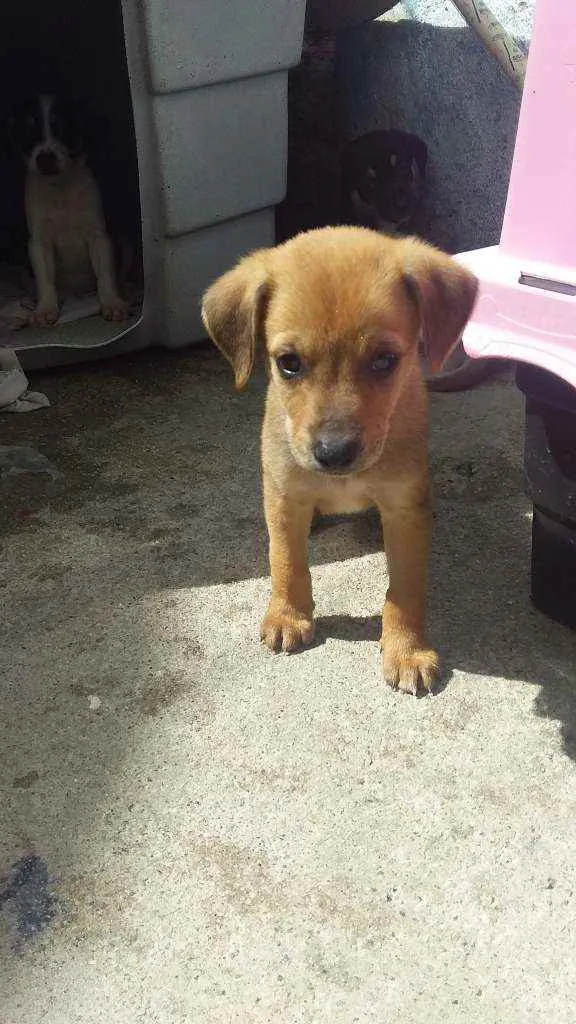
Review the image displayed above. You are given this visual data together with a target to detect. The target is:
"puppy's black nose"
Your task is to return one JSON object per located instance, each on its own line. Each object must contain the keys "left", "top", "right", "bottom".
{"left": 36, "top": 150, "right": 59, "bottom": 175}
{"left": 313, "top": 435, "right": 360, "bottom": 471}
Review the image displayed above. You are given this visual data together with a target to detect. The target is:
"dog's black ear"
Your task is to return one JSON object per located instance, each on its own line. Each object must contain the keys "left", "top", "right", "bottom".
{"left": 201, "top": 253, "right": 270, "bottom": 389}
{"left": 403, "top": 240, "right": 478, "bottom": 374}
{"left": 407, "top": 135, "right": 428, "bottom": 177}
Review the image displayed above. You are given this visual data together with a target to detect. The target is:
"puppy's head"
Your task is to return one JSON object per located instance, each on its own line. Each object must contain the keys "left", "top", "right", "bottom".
{"left": 202, "top": 227, "right": 477, "bottom": 476}
{"left": 342, "top": 130, "right": 428, "bottom": 231}
{"left": 12, "top": 94, "right": 82, "bottom": 176}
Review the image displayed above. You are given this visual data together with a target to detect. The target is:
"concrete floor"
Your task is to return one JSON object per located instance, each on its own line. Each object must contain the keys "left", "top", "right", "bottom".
{"left": 2, "top": 347, "right": 576, "bottom": 1022}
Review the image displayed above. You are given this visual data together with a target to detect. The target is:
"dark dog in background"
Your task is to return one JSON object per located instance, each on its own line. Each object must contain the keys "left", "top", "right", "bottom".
{"left": 341, "top": 129, "right": 428, "bottom": 234}
{"left": 11, "top": 92, "right": 128, "bottom": 326}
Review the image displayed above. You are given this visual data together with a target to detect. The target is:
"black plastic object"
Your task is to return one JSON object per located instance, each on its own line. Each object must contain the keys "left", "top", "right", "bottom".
{"left": 516, "top": 364, "right": 576, "bottom": 629}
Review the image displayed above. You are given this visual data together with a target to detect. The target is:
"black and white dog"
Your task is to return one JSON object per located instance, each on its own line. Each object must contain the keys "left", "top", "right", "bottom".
{"left": 12, "top": 93, "right": 128, "bottom": 326}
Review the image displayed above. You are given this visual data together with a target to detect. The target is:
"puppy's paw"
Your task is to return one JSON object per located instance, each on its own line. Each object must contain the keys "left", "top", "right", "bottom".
{"left": 381, "top": 642, "right": 439, "bottom": 696}
{"left": 29, "top": 305, "right": 59, "bottom": 327}
{"left": 101, "top": 297, "right": 130, "bottom": 322}
{"left": 260, "top": 606, "right": 315, "bottom": 653}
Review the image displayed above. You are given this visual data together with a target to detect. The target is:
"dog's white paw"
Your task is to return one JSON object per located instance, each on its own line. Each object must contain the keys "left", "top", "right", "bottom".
{"left": 381, "top": 642, "right": 439, "bottom": 696}
{"left": 29, "top": 305, "right": 59, "bottom": 327}
{"left": 101, "top": 297, "right": 130, "bottom": 322}
{"left": 260, "top": 606, "right": 315, "bottom": 653}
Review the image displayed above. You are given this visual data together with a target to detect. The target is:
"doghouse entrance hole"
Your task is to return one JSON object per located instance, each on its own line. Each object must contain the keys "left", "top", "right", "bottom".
{"left": 0, "top": 0, "right": 143, "bottom": 351}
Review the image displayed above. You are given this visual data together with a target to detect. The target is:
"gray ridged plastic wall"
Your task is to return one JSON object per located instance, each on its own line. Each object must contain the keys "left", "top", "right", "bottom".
{"left": 123, "top": 0, "right": 305, "bottom": 350}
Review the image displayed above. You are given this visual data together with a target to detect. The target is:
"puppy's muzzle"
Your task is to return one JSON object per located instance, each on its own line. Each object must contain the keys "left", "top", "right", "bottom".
{"left": 312, "top": 431, "right": 362, "bottom": 473}
{"left": 35, "top": 149, "right": 60, "bottom": 176}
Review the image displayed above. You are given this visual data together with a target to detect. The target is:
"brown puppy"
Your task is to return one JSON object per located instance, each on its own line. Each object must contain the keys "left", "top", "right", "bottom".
{"left": 202, "top": 227, "right": 477, "bottom": 694}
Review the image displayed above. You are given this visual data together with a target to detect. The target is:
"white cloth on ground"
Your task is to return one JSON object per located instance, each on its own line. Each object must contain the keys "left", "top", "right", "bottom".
{"left": 0, "top": 347, "right": 49, "bottom": 413}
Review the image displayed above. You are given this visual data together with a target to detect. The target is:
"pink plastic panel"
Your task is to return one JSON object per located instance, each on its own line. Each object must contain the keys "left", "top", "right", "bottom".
{"left": 457, "top": 0, "right": 576, "bottom": 385}
{"left": 501, "top": 0, "right": 576, "bottom": 266}
{"left": 457, "top": 248, "right": 576, "bottom": 389}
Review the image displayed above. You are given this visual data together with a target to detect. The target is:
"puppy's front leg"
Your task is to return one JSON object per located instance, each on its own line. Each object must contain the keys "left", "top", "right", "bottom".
{"left": 378, "top": 488, "right": 439, "bottom": 695}
{"left": 28, "top": 237, "right": 58, "bottom": 326}
{"left": 260, "top": 478, "right": 315, "bottom": 653}
{"left": 88, "top": 231, "right": 129, "bottom": 322}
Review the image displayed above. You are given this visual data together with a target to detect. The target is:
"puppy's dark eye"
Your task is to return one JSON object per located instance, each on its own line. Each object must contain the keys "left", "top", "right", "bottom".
{"left": 276, "top": 352, "right": 303, "bottom": 379}
{"left": 371, "top": 352, "right": 399, "bottom": 377}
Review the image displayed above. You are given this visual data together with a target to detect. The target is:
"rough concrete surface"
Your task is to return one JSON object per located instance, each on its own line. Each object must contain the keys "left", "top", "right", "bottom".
{"left": 1, "top": 347, "right": 576, "bottom": 1023}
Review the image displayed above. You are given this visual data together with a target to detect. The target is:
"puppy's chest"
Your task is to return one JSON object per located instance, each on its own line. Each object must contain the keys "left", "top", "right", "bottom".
{"left": 27, "top": 172, "right": 102, "bottom": 248}
{"left": 314, "top": 477, "right": 374, "bottom": 516}
{"left": 27, "top": 172, "right": 105, "bottom": 289}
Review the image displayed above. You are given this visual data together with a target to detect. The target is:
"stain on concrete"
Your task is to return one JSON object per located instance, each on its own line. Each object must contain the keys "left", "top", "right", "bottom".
{"left": 193, "top": 837, "right": 397, "bottom": 966}
{"left": 0, "top": 447, "right": 61, "bottom": 480}
{"left": 176, "top": 638, "right": 205, "bottom": 659}
{"left": 138, "top": 679, "right": 191, "bottom": 717}
{"left": 240, "top": 765, "right": 310, "bottom": 795}
{"left": 169, "top": 501, "right": 200, "bottom": 518}
{"left": 12, "top": 771, "right": 40, "bottom": 790}
{"left": 149, "top": 537, "right": 190, "bottom": 561}
{"left": 146, "top": 525, "right": 176, "bottom": 542}
{"left": 69, "top": 663, "right": 209, "bottom": 721}
{"left": 193, "top": 838, "right": 277, "bottom": 914}
{"left": 432, "top": 450, "right": 523, "bottom": 503}
{"left": 32, "top": 565, "right": 69, "bottom": 584}
{"left": 0, "top": 855, "right": 59, "bottom": 947}
{"left": 137, "top": 671, "right": 209, "bottom": 719}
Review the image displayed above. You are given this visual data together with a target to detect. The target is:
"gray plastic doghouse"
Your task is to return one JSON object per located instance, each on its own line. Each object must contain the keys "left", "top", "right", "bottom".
{"left": 10, "top": 0, "right": 306, "bottom": 361}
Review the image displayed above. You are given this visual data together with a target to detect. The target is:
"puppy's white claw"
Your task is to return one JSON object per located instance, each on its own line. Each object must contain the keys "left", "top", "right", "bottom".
{"left": 29, "top": 306, "right": 59, "bottom": 327}
{"left": 382, "top": 645, "right": 440, "bottom": 696}
{"left": 260, "top": 611, "right": 314, "bottom": 654}
{"left": 101, "top": 298, "right": 130, "bottom": 322}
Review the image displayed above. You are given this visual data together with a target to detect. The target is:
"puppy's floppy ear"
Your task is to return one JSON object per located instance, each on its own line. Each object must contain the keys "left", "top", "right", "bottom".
{"left": 201, "top": 253, "right": 270, "bottom": 390}
{"left": 403, "top": 239, "right": 478, "bottom": 374}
